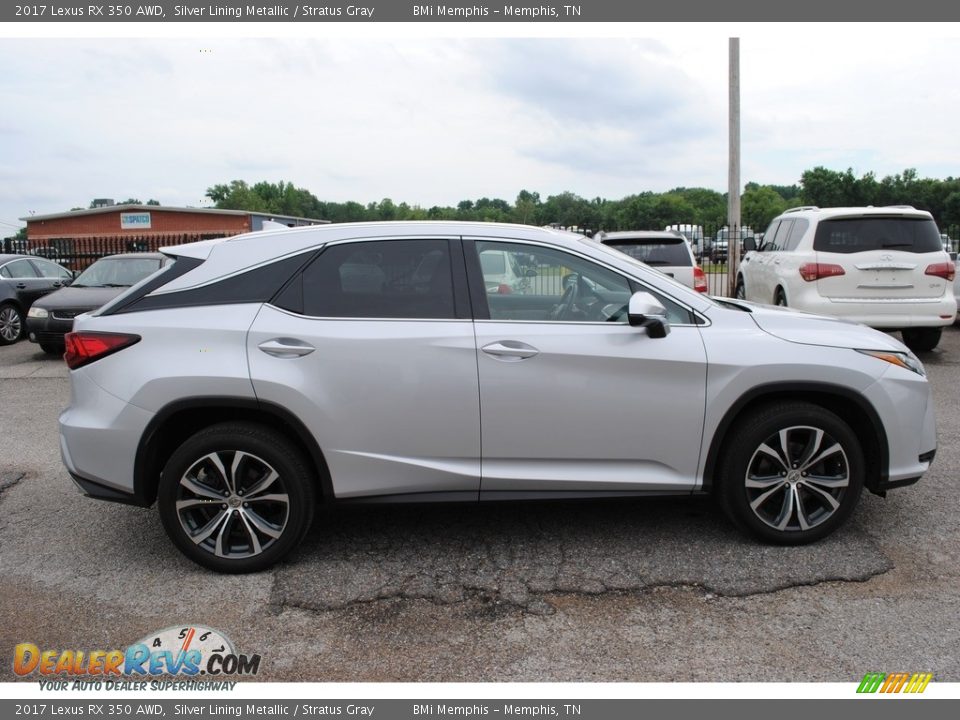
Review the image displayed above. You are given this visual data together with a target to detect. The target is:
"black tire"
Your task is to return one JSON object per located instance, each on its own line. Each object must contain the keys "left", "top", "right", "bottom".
{"left": 716, "top": 402, "right": 864, "bottom": 545}
{"left": 901, "top": 327, "right": 942, "bottom": 352}
{"left": 774, "top": 288, "right": 788, "bottom": 307}
{"left": 735, "top": 277, "right": 746, "bottom": 300}
{"left": 40, "top": 342, "right": 64, "bottom": 355}
{"left": 0, "top": 303, "right": 24, "bottom": 346}
{"left": 157, "top": 422, "right": 315, "bottom": 573}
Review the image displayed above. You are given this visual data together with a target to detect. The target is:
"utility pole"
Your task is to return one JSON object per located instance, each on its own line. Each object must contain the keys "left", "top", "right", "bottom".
{"left": 727, "top": 37, "right": 741, "bottom": 297}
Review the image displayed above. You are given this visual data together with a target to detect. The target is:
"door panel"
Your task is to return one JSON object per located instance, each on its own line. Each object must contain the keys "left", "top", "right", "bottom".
{"left": 248, "top": 306, "right": 481, "bottom": 498}
{"left": 474, "top": 322, "right": 707, "bottom": 492}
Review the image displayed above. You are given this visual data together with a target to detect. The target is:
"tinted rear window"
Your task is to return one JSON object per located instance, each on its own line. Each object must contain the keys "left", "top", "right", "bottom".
{"left": 813, "top": 217, "right": 942, "bottom": 254}
{"left": 603, "top": 239, "right": 692, "bottom": 266}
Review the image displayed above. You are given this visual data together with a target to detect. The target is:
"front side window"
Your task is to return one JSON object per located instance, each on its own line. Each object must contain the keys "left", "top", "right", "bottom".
{"left": 32, "top": 259, "right": 72, "bottom": 279}
{"left": 298, "top": 239, "right": 456, "bottom": 319}
{"left": 476, "top": 241, "right": 636, "bottom": 323}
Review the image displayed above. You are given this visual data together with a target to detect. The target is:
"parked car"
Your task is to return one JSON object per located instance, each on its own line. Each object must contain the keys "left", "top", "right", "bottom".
{"left": 478, "top": 247, "right": 533, "bottom": 294}
{"left": 736, "top": 206, "right": 956, "bottom": 352}
{"left": 711, "top": 226, "right": 755, "bottom": 263}
{"left": 941, "top": 233, "right": 954, "bottom": 253}
{"left": 594, "top": 230, "right": 707, "bottom": 292}
{"left": 0, "top": 254, "right": 74, "bottom": 346}
{"left": 665, "top": 224, "right": 707, "bottom": 260}
{"left": 26, "top": 253, "right": 169, "bottom": 354}
{"left": 60, "top": 221, "right": 936, "bottom": 572}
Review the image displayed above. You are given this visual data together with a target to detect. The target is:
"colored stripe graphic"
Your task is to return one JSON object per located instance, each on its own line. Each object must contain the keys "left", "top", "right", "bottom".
{"left": 857, "top": 672, "right": 932, "bottom": 693}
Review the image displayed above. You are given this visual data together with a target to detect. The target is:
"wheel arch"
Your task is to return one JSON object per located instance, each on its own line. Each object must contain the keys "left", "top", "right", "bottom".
{"left": 134, "top": 397, "right": 334, "bottom": 507}
{"left": 702, "top": 382, "right": 888, "bottom": 496}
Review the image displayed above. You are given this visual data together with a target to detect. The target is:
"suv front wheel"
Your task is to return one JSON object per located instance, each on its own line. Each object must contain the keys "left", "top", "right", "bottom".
{"left": 158, "top": 422, "right": 315, "bottom": 573}
{"left": 717, "top": 402, "right": 864, "bottom": 544}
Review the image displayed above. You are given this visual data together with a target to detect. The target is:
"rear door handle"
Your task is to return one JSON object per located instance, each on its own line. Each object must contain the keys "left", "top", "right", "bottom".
{"left": 258, "top": 338, "right": 315, "bottom": 358}
{"left": 481, "top": 340, "right": 539, "bottom": 361}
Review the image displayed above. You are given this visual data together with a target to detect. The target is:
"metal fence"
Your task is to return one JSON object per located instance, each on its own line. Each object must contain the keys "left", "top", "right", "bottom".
{"left": 5, "top": 221, "right": 960, "bottom": 299}
{"left": 1, "top": 232, "right": 234, "bottom": 272}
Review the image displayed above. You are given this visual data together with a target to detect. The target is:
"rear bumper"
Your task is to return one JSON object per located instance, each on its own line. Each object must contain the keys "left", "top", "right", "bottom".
{"left": 68, "top": 471, "right": 150, "bottom": 507}
{"left": 790, "top": 293, "right": 956, "bottom": 328}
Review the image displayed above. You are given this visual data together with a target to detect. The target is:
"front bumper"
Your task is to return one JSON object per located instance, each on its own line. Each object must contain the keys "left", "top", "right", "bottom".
{"left": 26, "top": 315, "right": 73, "bottom": 345}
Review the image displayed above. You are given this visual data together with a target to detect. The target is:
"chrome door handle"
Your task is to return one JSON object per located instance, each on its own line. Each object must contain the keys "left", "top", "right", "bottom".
{"left": 258, "top": 338, "right": 315, "bottom": 358}
{"left": 481, "top": 341, "right": 539, "bottom": 360}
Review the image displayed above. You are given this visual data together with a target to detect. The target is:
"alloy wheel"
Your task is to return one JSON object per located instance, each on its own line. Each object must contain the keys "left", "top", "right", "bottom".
{"left": 175, "top": 450, "right": 290, "bottom": 559}
{"left": 744, "top": 425, "right": 849, "bottom": 532}
{"left": 0, "top": 306, "right": 22, "bottom": 342}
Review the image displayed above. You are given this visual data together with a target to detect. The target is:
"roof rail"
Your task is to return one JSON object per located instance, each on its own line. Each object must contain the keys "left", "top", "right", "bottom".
{"left": 783, "top": 206, "right": 819, "bottom": 214}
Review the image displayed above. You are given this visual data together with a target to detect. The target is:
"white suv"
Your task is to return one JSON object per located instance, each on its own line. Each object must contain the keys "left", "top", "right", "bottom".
{"left": 736, "top": 206, "right": 956, "bottom": 351}
{"left": 58, "top": 222, "right": 937, "bottom": 572}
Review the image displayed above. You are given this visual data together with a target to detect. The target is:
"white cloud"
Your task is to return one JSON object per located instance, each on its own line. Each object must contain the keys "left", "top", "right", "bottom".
{"left": 1, "top": 33, "right": 959, "bottom": 232}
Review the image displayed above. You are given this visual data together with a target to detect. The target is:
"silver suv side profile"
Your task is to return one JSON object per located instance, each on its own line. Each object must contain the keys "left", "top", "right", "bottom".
{"left": 59, "top": 222, "right": 937, "bottom": 572}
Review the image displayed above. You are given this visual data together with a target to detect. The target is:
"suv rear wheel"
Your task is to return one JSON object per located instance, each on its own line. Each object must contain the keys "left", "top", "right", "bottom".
{"left": 717, "top": 402, "right": 864, "bottom": 544}
{"left": 158, "top": 422, "right": 315, "bottom": 573}
{"left": 901, "top": 327, "right": 942, "bottom": 352}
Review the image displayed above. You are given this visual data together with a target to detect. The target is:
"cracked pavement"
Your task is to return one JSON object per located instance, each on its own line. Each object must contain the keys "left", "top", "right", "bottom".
{"left": 1, "top": 334, "right": 958, "bottom": 681}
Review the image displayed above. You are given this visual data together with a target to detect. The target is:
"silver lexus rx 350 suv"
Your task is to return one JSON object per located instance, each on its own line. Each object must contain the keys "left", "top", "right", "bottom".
{"left": 59, "top": 222, "right": 937, "bottom": 572}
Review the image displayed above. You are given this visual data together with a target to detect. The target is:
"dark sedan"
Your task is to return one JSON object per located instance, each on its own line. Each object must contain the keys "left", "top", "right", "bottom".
{"left": 0, "top": 254, "right": 74, "bottom": 346}
{"left": 27, "top": 253, "right": 169, "bottom": 354}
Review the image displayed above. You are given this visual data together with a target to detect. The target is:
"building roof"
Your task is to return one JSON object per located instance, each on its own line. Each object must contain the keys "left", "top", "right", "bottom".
{"left": 21, "top": 204, "right": 328, "bottom": 224}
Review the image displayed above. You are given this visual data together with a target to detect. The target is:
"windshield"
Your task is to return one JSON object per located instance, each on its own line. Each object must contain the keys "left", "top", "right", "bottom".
{"left": 73, "top": 257, "right": 163, "bottom": 287}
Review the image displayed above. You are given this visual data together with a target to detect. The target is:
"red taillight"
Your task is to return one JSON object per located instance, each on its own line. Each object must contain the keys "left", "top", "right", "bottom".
{"left": 496, "top": 283, "right": 512, "bottom": 294}
{"left": 799, "top": 263, "right": 846, "bottom": 282}
{"left": 925, "top": 261, "right": 955, "bottom": 281}
{"left": 693, "top": 266, "right": 708, "bottom": 293}
{"left": 64, "top": 332, "right": 140, "bottom": 370}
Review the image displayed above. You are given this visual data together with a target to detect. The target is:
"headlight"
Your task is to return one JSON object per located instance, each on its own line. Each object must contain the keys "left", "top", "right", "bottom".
{"left": 27, "top": 307, "right": 48, "bottom": 319}
{"left": 856, "top": 349, "right": 925, "bottom": 377}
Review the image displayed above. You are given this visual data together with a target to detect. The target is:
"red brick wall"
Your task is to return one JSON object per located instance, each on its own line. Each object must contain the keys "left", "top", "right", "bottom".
{"left": 28, "top": 209, "right": 250, "bottom": 239}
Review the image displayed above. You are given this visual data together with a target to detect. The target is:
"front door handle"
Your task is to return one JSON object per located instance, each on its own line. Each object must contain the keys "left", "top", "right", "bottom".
{"left": 258, "top": 338, "right": 315, "bottom": 358}
{"left": 481, "top": 340, "right": 539, "bottom": 361}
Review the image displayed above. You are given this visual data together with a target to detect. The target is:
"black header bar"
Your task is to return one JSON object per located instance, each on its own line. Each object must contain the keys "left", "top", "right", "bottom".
{"left": 4, "top": 1, "right": 960, "bottom": 22}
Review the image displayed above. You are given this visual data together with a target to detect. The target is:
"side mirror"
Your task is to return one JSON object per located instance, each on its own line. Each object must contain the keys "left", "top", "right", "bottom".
{"left": 627, "top": 291, "right": 671, "bottom": 338}
{"left": 62, "top": 277, "right": 73, "bottom": 286}
{"left": 743, "top": 237, "right": 756, "bottom": 253}
{"left": 524, "top": 268, "right": 539, "bottom": 278}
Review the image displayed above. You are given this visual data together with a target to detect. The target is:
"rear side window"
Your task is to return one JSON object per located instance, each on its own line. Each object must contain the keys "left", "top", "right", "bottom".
{"left": 784, "top": 219, "right": 809, "bottom": 251}
{"left": 603, "top": 239, "right": 692, "bottom": 266}
{"left": 297, "top": 239, "right": 456, "bottom": 319}
{"left": 2, "top": 259, "right": 39, "bottom": 278}
{"left": 814, "top": 217, "right": 943, "bottom": 254}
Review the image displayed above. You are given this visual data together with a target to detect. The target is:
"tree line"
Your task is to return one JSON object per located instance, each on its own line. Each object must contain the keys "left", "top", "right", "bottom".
{"left": 205, "top": 168, "right": 960, "bottom": 234}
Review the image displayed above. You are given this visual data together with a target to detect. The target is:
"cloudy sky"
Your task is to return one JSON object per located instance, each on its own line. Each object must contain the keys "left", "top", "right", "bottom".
{"left": 1, "top": 31, "right": 959, "bottom": 233}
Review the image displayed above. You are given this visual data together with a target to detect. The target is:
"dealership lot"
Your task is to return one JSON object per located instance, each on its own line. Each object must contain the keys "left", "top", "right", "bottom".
{"left": 1, "top": 332, "right": 959, "bottom": 682}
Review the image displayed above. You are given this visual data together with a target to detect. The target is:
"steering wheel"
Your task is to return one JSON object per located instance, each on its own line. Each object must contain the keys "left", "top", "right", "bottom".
{"left": 549, "top": 274, "right": 581, "bottom": 320}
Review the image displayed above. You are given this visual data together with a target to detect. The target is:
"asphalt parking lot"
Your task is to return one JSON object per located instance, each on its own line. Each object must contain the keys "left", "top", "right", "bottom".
{"left": 1, "top": 329, "right": 959, "bottom": 683}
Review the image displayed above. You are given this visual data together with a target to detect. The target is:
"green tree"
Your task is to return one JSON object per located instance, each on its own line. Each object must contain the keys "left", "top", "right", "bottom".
{"left": 741, "top": 185, "right": 788, "bottom": 230}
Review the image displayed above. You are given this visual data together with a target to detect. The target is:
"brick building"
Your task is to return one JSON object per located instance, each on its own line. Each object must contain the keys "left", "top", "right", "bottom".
{"left": 16, "top": 203, "right": 328, "bottom": 268}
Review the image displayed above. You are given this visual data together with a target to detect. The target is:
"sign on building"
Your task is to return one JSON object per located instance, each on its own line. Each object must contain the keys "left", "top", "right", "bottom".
{"left": 120, "top": 212, "right": 151, "bottom": 229}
